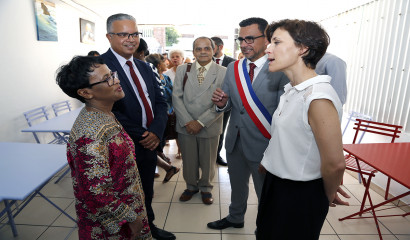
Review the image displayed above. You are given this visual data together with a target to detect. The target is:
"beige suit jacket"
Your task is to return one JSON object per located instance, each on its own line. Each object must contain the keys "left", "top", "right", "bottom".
{"left": 172, "top": 61, "right": 226, "bottom": 138}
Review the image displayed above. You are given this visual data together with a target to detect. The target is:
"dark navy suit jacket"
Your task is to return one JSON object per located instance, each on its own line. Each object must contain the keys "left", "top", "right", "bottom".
{"left": 101, "top": 49, "right": 168, "bottom": 144}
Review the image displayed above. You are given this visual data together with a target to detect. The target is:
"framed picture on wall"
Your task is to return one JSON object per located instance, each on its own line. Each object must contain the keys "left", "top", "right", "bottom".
{"left": 80, "top": 18, "right": 95, "bottom": 44}
{"left": 34, "top": 0, "right": 58, "bottom": 41}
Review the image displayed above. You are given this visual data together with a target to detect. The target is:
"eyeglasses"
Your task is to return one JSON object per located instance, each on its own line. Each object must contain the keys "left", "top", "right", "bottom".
{"left": 236, "top": 34, "right": 265, "bottom": 44}
{"left": 108, "top": 32, "right": 142, "bottom": 39}
{"left": 88, "top": 72, "right": 118, "bottom": 88}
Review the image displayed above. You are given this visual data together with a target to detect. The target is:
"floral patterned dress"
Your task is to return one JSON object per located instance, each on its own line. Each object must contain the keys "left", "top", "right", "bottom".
{"left": 67, "top": 108, "right": 152, "bottom": 239}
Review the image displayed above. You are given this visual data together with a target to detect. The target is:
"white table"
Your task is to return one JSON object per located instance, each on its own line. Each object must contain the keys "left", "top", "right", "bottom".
{"left": 0, "top": 142, "right": 76, "bottom": 236}
{"left": 21, "top": 107, "right": 82, "bottom": 183}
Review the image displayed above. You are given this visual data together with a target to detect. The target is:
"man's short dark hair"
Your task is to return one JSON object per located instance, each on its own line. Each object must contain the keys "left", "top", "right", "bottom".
{"left": 239, "top": 17, "right": 268, "bottom": 35}
{"left": 266, "top": 19, "right": 329, "bottom": 69}
{"left": 56, "top": 56, "right": 105, "bottom": 103}
{"left": 87, "top": 51, "right": 100, "bottom": 56}
{"left": 211, "top": 36, "right": 224, "bottom": 46}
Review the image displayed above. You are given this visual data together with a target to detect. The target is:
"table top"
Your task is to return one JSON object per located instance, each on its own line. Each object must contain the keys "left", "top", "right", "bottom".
{"left": 21, "top": 107, "right": 82, "bottom": 133}
{"left": 0, "top": 142, "right": 67, "bottom": 200}
{"left": 343, "top": 142, "right": 410, "bottom": 189}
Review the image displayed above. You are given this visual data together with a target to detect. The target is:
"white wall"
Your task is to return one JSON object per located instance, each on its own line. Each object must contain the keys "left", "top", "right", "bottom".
{"left": 0, "top": 0, "right": 108, "bottom": 143}
{"left": 322, "top": 0, "right": 410, "bottom": 203}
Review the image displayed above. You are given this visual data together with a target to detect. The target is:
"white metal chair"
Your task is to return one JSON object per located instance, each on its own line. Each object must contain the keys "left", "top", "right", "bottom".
{"left": 51, "top": 100, "right": 72, "bottom": 116}
{"left": 23, "top": 106, "right": 51, "bottom": 143}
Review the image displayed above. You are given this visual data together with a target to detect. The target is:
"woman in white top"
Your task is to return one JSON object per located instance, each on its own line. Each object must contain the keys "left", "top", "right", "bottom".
{"left": 256, "top": 19, "right": 348, "bottom": 240}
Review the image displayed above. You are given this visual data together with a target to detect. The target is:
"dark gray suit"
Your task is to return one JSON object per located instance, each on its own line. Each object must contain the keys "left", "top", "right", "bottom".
{"left": 216, "top": 55, "right": 236, "bottom": 161}
{"left": 220, "top": 59, "right": 289, "bottom": 223}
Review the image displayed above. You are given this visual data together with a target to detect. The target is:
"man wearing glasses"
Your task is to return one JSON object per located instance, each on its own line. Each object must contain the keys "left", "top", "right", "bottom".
{"left": 101, "top": 13, "right": 175, "bottom": 240}
{"left": 209, "top": 17, "right": 289, "bottom": 230}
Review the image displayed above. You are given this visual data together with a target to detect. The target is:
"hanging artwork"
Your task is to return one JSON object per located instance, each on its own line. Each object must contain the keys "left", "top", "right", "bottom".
{"left": 80, "top": 18, "right": 96, "bottom": 44}
{"left": 34, "top": 0, "right": 58, "bottom": 41}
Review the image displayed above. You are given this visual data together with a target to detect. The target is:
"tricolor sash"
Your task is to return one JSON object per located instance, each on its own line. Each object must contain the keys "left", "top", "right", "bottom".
{"left": 234, "top": 58, "right": 271, "bottom": 139}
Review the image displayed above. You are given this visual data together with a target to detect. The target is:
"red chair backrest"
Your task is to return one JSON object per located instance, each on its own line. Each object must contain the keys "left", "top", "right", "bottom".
{"left": 352, "top": 119, "right": 402, "bottom": 144}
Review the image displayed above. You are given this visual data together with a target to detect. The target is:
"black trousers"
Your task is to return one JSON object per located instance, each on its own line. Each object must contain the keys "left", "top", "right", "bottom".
{"left": 256, "top": 172, "right": 329, "bottom": 240}
{"left": 217, "top": 110, "right": 231, "bottom": 158}
{"left": 134, "top": 144, "right": 157, "bottom": 225}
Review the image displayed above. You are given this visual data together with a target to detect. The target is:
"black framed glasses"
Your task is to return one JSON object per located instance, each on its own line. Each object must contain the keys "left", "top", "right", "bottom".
{"left": 88, "top": 72, "right": 118, "bottom": 88}
{"left": 108, "top": 32, "right": 142, "bottom": 39}
{"left": 236, "top": 34, "right": 265, "bottom": 44}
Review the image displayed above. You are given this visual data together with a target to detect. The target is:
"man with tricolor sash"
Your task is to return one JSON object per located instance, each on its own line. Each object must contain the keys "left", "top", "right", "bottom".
{"left": 208, "top": 17, "right": 289, "bottom": 230}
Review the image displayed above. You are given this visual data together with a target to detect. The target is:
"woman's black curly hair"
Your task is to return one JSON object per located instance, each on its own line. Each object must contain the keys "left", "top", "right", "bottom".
{"left": 56, "top": 56, "right": 105, "bottom": 102}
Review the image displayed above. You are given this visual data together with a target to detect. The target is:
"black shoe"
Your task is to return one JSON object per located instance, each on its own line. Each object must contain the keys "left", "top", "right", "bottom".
{"left": 216, "top": 156, "right": 228, "bottom": 166}
{"left": 150, "top": 225, "right": 176, "bottom": 240}
{"left": 207, "top": 217, "right": 244, "bottom": 230}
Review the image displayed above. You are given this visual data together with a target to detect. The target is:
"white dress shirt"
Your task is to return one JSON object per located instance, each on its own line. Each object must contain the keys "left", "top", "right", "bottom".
{"left": 110, "top": 48, "right": 153, "bottom": 128}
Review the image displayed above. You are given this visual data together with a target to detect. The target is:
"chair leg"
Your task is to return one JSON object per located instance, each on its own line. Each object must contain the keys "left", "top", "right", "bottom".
{"left": 385, "top": 177, "right": 391, "bottom": 200}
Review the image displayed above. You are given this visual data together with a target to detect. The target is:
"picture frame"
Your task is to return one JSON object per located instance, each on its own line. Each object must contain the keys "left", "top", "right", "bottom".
{"left": 34, "top": 0, "right": 58, "bottom": 41}
{"left": 80, "top": 18, "right": 95, "bottom": 44}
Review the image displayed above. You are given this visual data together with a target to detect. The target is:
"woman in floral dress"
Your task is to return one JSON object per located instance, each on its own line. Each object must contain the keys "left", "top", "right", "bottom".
{"left": 56, "top": 56, "right": 152, "bottom": 240}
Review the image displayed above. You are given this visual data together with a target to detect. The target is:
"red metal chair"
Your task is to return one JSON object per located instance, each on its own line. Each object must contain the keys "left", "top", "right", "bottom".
{"left": 345, "top": 119, "right": 402, "bottom": 201}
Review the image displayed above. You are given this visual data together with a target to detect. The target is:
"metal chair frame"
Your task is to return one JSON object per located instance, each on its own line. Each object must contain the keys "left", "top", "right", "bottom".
{"left": 345, "top": 118, "right": 402, "bottom": 200}
{"left": 52, "top": 100, "right": 72, "bottom": 116}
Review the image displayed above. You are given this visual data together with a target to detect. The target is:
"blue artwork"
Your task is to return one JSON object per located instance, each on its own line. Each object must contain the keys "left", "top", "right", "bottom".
{"left": 34, "top": 0, "right": 58, "bottom": 41}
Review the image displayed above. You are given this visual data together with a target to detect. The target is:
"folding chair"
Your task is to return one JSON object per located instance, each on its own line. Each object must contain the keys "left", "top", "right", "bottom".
{"left": 52, "top": 100, "right": 72, "bottom": 116}
{"left": 342, "top": 111, "right": 372, "bottom": 183}
{"left": 345, "top": 119, "right": 402, "bottom": 200}
{"left": 23, "top": 106, "right": 51, "bottom": 143}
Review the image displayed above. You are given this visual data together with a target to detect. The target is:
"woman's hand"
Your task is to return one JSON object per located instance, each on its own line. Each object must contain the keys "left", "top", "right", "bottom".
{"left": 128, "top": 217, "right": 144, "bottom": 239}
{"left": 330, "top": 186, "right": 350, "bottom": 207}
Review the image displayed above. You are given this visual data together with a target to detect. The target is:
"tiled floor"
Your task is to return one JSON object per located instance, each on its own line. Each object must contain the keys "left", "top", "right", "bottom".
{"left": 1, "top": 140, "right": 410, "bottom": 240}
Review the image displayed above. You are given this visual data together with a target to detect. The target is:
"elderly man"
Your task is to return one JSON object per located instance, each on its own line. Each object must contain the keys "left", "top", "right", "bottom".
{"left": 101, "top": 13, "right": 175, "bottom": 240}
{"left": 208, "top": 17, "right": 289, "bottom": 229}
{"left": 172, "top": 37, "right": 226, "bottom": 205}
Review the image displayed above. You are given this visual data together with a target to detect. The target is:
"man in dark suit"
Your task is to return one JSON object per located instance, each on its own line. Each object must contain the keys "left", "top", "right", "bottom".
{"left": 211, "top": 36, "right": 236, "bottom": 166}
{"left": 101, "top": 13, "right": 175, "bottom": 240}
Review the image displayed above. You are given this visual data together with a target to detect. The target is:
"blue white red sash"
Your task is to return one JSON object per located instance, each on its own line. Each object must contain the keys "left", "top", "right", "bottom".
{"left": 234, "top": 58, "right": 271, "bottom": 139}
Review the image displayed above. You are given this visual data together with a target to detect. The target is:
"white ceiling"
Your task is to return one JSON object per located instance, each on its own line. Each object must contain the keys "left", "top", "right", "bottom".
{"left": 72, "top": 0, "right": 373, "bottom": 26}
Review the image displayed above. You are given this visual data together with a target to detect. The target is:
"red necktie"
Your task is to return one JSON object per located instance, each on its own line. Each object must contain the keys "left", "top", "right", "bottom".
{"left": 249, "top": 63, "right": 256, "bottom": 83}
{"left": 216, "top": 59, "right": 220, "bottom": 65}
{"left": 126, "top": 61, "right": 153, "bottom": 127}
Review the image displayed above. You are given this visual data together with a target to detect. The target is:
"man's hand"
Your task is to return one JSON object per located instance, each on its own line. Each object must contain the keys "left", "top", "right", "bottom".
{"left": 139, "top": 131, "right": 160, "bottom": 151}
{"left": 330, "top": 186, "right": 351, "bottom": 207}
{"left": 128, "top": 217, "right": 144, "bottom": 239}
{"left": 185, "top": 120, "right": 203, "bottom": 135}
{"left": 258, "top": 164, "right": 267, "bottom": 174}
{"left": 212, "top": 88, "right": 228, "bottom": 108}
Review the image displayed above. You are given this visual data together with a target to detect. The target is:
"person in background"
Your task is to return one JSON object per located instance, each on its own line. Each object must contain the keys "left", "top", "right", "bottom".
{"left": 237, "top": 52, "right": 244, "bottom": 59}
{"left": 257, "top": 19, "right": 348, "bottom": 239}
{"left": 164, "top": 49, "right": 184, "bottom": 83}
{"left": 209, "top": 17, "right": 289, "bottom": 230}
{"left": 316, "top": 52, "right": 347, "bottom": 105}
{"left": 164, "top": 49, "right": 185, "bottom": 159}
{"left": 146, "top": 53, "right": 180, "bottom": 183}
{"left": 87, "top": 50, "right": 100, "bottom": 56}
{"left": 184, "top": 57, "right": 192, "bottom": 64}
{"left": 211, "top": 36, "right": 236, "bottom": 166}
{"left": 56, "top": 55, "right": 151, "bottom": 239}
{"left": 101, "top": 13, "right": 175, "bottom": 240}
{"left": 173, "top": 37, "right": 226, "bottom": 205}
{"left": 162, "top": 52, "right": 172, "bottom": 70}
{"left": 133, "top": 38, "right": 149, "bottom": 61}
{"left": 211, "top": 36, "right": 235, "bottom": 67}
